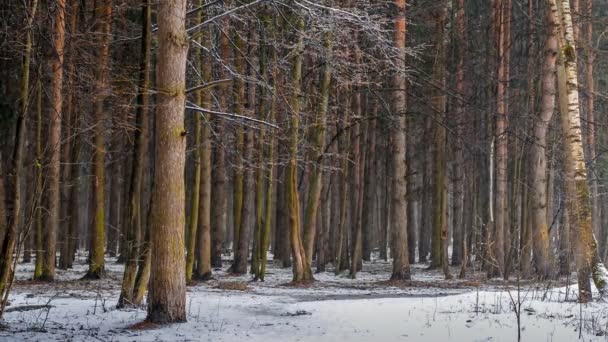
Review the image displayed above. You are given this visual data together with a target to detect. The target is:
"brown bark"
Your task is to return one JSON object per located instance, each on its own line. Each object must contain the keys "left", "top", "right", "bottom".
{"left": 210, "top": 11, "right": 231, "bottom": 269}
{"left": 146, "top": 0, "right": 188, "bottom": 323}
{"left": 419, "top": 116, "right": 433, "bottom": 263}
{"left": 363, "top": 105, "right": 377, "bottom": 262}
{"left": 584, "top": 0, "right": 600, "bottom": 257}
{"left": 491, "top": 0, "right": 509, "bottom": 278}
{"left": 288, "top": 13, "right": 313, "bottom": 283}
{"left": 528, "top": 8, "right": 558, "bottom": 279}
{"left": 551, "top": 0, "right": 606, "bottom": 301}
{"left": 41, "top": 0, "right": 67, "bottom": 282}
{"left": 0, "top": 0, "right": 40, "bottom": 315}
{"left": 118, "top": 0, "right": 151, "bottom": 308}
{"left": 194, "top": 7, "right": 213, "bottom": 281}
{"left": 430, "top": 2, "right": 450, "bottom": 280}
{"left": 59, "top": 0, "right": 78, "bottom": 269}
{"left": 389, "top": 0, "right": 410, "bottom": 281}
{"left": 451, "top": 0, "right": 466, "bottom": 267}
{"left": 85, "top": 0, "right": 112, "bottom": 279}
{"left": 303, "top": 30, "right": 331, "bottom": 268}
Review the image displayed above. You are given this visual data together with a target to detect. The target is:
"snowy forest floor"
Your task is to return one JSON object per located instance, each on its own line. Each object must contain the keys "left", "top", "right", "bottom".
{"left": 1, "top": 252, "right": 607, "bottom": 341}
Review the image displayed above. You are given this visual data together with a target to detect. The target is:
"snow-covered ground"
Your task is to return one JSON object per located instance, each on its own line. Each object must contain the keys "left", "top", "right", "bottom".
{"left": 1, "top": 253, "right": 607, "bottom": 341}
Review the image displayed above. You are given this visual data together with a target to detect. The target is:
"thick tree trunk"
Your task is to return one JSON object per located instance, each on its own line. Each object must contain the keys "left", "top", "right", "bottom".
{"left": 430, "top": 2, "right": 450, "bottom": 280}
{"left": 519, "top": 0, "right": 536, "bottom": 277}
{"left": 233, "top": 128, "right": 254, "bottom": 275}
{"left": 231, "top": 25, "right": 245, "bottom": 256}
{"left": 584, "top": 0, "right": 600, "bottom": 257}
{"left": 528, "top": 9, "right": 557, "bottom": 279}
{"left": 146, "top": 0, "right": 188, "bottom": 323}
{"left": 117, "top": 0, "right": 150, "bottom": 308}
{"left": 551, "top": 0, "right": 607, "bottom": 301}
{"left": 334, "top": 89, "right": 350, "bottom": 275}
{"left": 85, "top": 0, "right": 112, "bottom": 279}
{"left": 451, "top": 0, "right": 466, "bottom": 267}
{"left": 389, "top": 0, "right": 411, "bottom": 281}
{"left": 232, "top": 26, "right": 256, "bottom": 276}
{"left": 288, "top": 14, "right": 313, "bottom": 283}
{"left": 210, "top": 14, "right": 231, "bottom": 269}
{"left": 185, "top": 106, "right": 201, "bottom": 282}
{"left": 59, "top": 0, "right": 78, "bottom": 269}
{"left": 0, "top": 0, "right": 39, "bottom": 314}
{"left": 253, "top": 16, "right": 276, "bottom": 281}
{"left": 40, "top": 0, "right": 66, "bottom": 282}
{"left": 194, "top": 7, "right": 213, "bottom": 281}
{"left": 303, "top": 30, "right": 331, "bottom": 268}
{"left": 492, "top": 0, "right": 509, "bottom": 278}
{"left": 349, "top": 31, "right": 364, "bottom": 278}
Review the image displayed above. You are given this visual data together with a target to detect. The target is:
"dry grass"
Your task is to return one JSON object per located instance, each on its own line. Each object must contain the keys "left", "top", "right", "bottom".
{"left": 128, "top": 320, "right": 160, "bottom": 331}
{"left": 216, "top": 282, "right": 249, "bottom": 291}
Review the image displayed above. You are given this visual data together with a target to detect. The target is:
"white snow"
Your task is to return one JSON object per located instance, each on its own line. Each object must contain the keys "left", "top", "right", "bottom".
{"left": 1, "top": 253, "right": 607, "bottom": 341}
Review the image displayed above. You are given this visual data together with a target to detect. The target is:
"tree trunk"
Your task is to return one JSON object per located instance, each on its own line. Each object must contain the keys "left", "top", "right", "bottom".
{"left": 86, "top": 0, "right": 112, "bottom": 279}
{"left": 288, "top": 13, "right": 313, "bottom": 283}
{"left": 187, "top": 0, "right": 208, "bottom": 283}
{"left": 146, "top": 0, "right": 188, "bottom": 323}
{"left": 551, "top": 0, "right": 607, "bottom": 301}
{"left": 303, "top": 30, "right": 331, "bottom": 268}
{"left": 363, "top": 106, "right": 377, "bottom": 262}
{"left": 232, "top": 25, "right": 245, "bottom": 256}
{"left": 349, "top": 30, "right": 364, "bottom": 278}
{"left": 232, "top": 25, "right": 255, "bottom": 275}
{"left": 117, "top": 0, "right": 150, "bottom": 308}
{"left": 334, "top": 89, "right": 350, "bottom": 275}
{"left": 528, "top": 8, "right": 557, "bottom": 279}
{"left": 419, "top": 116, "right": 433, "bottom": 263}
{"left": 58, "top": 0, "right": 78, "bottom": 269}
{"left": 430, "top": 2, "right": 450, "bottom": 280}
{"left": 194, "top": 6, "right": 213, "bottom": 281}
{"left": 389, "top": 0, "right": 411, "bottom": 281}
{"left": 33, "top": 32, "right": 44, "bottom": 279}
{"left": 210, "top": 15, "right": 230, "bottom": 269}
{"left": 0, "top": 0, "right": 39, "bottom": 315}
{"left": 40, "top": 0, "right": 66, "bottom": 282}
{"left": 584, "top": 0, "right": 600, "bottom": 258}
{"left": 491, "top": 0, "right": 509, "bottom": 278}
{"left": 451, "top": 0, "right": 466, "bottom": 267}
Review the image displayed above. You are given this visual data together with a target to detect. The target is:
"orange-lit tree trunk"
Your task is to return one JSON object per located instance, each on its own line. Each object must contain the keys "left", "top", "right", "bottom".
{"left": 40, "top": 0, "right": 66, "bottom": 282}
{"left": 287, "top": 13, "right": 313, "bottom": 283}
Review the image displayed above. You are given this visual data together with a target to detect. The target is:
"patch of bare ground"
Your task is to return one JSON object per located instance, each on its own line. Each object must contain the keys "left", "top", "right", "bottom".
{"left": 279, "top": 280, "right": 315, "bottom": 288}
{"left": 128, "top": 320, "right": 161, "bottom": 331}
{"left": 376, "top": 279, "right": 483, "bottom": 289}
{"left": 216, "top": 281, "right": 249, "bottom": 291}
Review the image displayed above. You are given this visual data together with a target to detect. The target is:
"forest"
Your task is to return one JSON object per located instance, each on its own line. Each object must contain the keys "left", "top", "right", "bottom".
{"left": 0, "top": 0, "right": 608, "bottom": 340}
